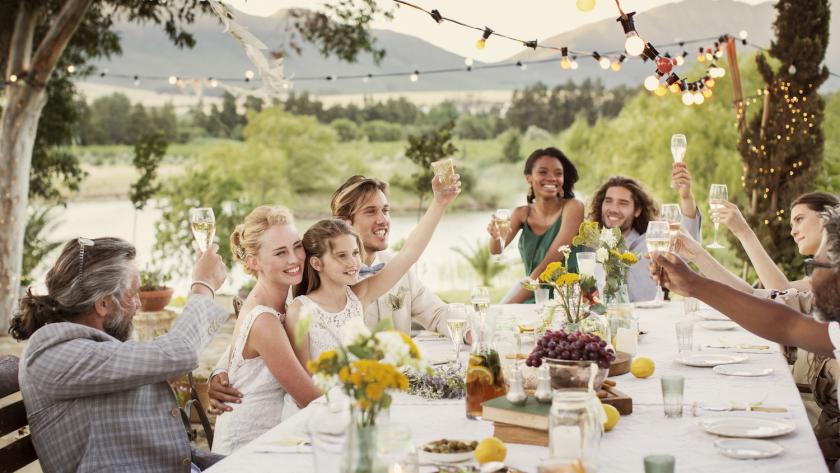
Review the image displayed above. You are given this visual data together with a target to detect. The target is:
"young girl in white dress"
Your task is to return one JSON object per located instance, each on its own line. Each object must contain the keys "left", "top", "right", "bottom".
{"left": 285, "top": 174, "right": 460, "bottom": 363}
{"left": 211, "top": 206, "right": 321, "bottom": 455}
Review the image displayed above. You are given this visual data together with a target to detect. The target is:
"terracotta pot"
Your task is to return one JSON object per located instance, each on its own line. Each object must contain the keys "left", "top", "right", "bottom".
{"left": 139, "top": 287, "right": 174, "bottom": 312}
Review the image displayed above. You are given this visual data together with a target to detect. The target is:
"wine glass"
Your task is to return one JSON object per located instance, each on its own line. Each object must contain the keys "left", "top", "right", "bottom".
{"left": 493, "top": 209, "right": 512, "bottom": 262}
{"left": 446, "top": 303, "right": 468, "bottom": 367}
{"left": 471, "top": 286, "right": 490, "bottom": 318}
{"left": 646, "top": 221, "right": 671, "bottom": 302}
{"left": 660, "top": 204, "right": 682, "bottom": 248}
{"left": 671, "top": 134, "right": 687, "bottom": 189}
{"left": 707, "top": 184, "right": 729, "bottom": 249}
{"left": 189, "top": 208, "right": 216, "bottom": 252}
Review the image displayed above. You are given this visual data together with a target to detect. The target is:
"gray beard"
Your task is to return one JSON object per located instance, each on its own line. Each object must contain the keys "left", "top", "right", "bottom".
{"left": 104, "top": 304, "right": 134, "bottom": 342}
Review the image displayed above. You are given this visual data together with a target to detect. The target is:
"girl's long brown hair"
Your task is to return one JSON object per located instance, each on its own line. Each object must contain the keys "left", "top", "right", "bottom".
{"left": 294, "top": 219, "right": 365, "bottom": 297}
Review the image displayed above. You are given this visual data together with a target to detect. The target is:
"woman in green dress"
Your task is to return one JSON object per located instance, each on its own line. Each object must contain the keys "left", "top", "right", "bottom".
{"left": 488, "top": 147, "right": 584, "bottom": 303}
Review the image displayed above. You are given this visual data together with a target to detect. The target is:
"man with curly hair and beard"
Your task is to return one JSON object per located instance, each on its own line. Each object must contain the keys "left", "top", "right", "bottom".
{"left": 588, "top": 163, "right": 702, "bottom": 301}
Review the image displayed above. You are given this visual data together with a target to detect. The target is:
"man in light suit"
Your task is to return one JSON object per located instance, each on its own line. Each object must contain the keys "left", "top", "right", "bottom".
{"left": 11, "top": 237, "right": 229, "bottom": 472}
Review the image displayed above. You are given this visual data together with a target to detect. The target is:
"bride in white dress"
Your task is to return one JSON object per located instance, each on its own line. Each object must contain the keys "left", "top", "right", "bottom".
{"left": 286, "top": 174, "right": 461, "bottom": 363}
{"left": 211, "top": 206, "right": 321, "bottom": 455}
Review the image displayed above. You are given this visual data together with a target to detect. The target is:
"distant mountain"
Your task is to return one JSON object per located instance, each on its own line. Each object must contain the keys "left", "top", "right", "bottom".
{"left": 86, "top": 0, "right": 839, "bottom": 96}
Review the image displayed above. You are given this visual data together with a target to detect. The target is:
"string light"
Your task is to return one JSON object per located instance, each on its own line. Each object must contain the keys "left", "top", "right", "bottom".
{"left": 67, "top": 65, "right": 76, "bottom": 74}
{"left": 697, "top": 47, "right": 706, "bottom": 63}
{"left": 409, "top": 70, "right": 419, "bottom": 82}
{"left": 167, "top": 75, "right": 177, "bottom": 85}
{"left": 9, "top": 74, "right": 17, "bottom": 83}
{"left": 617, "top": 12, "right": 646, "bottom": 57}
{"left": 675, "top": 51, "right": 687, "bottom": 66}
{"left": 570, "top": 56, "right": 579, "bottom": 70}
{"left": 464, "top": 57, "right": 474, "bottom": 66}
{"left": 611, "top": 54, "right": 626, "bottom": 71}
{"left": 576, "top": 0, "right": 596, "bottom": 12}
{"left": 655, "top": 84, "right": 668, "bottom": 96}
{"left": 245, "top": 70, "right": 255, "bottom": 80}
{"left": 560, "top": 47, "right": 571, "bottom": 70}
{"left": 476, "top": 27, "right": 492, "bottom": 49}
{"left": 643, "top": 74, "right": 661, "bottom": 91}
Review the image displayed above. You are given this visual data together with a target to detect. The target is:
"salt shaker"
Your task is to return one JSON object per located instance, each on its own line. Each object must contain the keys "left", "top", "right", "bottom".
{"left": 506, "top": 366, "right": 527, "bottom": 405}
{"left": 535, "top": 364, "right": 553, "bottom": 404}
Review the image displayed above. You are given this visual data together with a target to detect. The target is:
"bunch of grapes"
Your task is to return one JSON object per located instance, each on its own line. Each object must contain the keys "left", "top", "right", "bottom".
{"left": 525, "top": 330, "right": 615, "bottom": 369}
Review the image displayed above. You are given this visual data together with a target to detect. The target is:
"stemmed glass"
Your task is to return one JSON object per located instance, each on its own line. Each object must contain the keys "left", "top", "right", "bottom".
{"left": 660, "top": 204, "right": 682, "bottom": 249}
{"left": 707, "top": 184, "right": 729, "bottom": 249}
{"left": 446, "top": 303, "right": 468, "bottom": 367}
{"left": 493, "top": 209, "right": 512, "bottom": 262}
{"left": 471, "top": 286, "right": 490, "bottom": 319}
{"left": 646, "top": 221, "right": 671, "bottom": 302}
{"left": 189, "top": 208, "right": 216, "bottom": 252}
{"left": 671, "top": 134, "right": 687, "bottom": 189}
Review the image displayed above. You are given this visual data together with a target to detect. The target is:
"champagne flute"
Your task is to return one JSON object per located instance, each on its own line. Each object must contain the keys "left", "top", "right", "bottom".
{"left": 446, "top": 303, "right": 468, "bottom": 367}
{"left": 190, "top": 207, "right": 216, "bottom": 252}
{"left": 471, "top": 286, "right": 490, "bottom": 318}
{"left": 660, "top": 204, "right": 682, "bottom": 248}
{"left": 646, "top": 221, "right": 671, "bottom": 302}
{"left": 671, "top": 134, "right": 687, "bottom": 189}
{"left": 493, "top": 209, "right": 512, "bottom": 262}
{"left": 707, "top": 184, "right": 729, "bottom": 249}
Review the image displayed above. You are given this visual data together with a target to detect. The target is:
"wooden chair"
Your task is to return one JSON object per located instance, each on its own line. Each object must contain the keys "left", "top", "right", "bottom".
{"left": 0, "top": 355, "right": 37, "bottom": 473}
{"left": 178, "top": 372, "right": 215, "bottom": 449}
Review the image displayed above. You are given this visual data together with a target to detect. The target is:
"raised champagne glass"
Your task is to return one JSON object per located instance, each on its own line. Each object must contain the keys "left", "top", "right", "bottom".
{"left": 646, "top": 220, "right": 671, "bottom": 302}
{"left": 493, "top": 208, "right": 512, "bottom": 262}
{"left": 707, "top": 184, "right": 729, "bottom": 249}
{"left": 671, "top": 134, "right": 687, "bottom": 189}
{"left": 660, "top": 204, "right": 682, "bottom": 247}
{"left": 189, "top": 207, "right": 216, "bottom": 252}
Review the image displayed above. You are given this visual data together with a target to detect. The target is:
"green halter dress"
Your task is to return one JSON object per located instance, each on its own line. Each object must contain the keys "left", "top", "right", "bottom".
{"left": 517, "top": 205, "right": 579, "bottom": 303}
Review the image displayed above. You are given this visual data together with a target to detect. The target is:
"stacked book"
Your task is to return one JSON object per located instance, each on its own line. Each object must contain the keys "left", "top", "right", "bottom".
{"left": 481, "top": 396, "right": 550, "bottom": 446}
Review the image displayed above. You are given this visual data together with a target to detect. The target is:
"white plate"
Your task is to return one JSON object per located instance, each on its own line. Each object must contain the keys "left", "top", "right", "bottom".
{"left": 700, "top": 417, "right": 796, "bottom": 438}
{"left": 699, "top": 321, "right": 739, "bottom": 331}
{"left": 418, "top": 443, "right": 475, "bottom": 464}
{"left": 713, "top": 364, "right": 774, "bottom": 377}
{"left": 635, "top": 300, "right": 664, "bottom": 309}
{"left": 675, "top": 353, "right": 748, "bottom": 367}
{"left": 714, "top": 438, "right": 784, "bottom": 459}
{"left": 699, "top": 309, "right": 730, "bottom": 321}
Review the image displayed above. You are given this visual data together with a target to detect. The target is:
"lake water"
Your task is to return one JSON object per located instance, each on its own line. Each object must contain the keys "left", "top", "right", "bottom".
{"left": 35, "top": 200, "right": 526, "bottom": 294}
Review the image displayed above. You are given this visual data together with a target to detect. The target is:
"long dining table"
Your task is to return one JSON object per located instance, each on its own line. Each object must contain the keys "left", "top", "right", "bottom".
{"left": 206, "top": 302, "right": 829, "bottom": 472}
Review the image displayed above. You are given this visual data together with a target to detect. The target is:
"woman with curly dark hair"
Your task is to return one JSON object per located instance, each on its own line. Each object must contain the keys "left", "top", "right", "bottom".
{"left": 488, "top": 147, "right": 584, "bottom": 303}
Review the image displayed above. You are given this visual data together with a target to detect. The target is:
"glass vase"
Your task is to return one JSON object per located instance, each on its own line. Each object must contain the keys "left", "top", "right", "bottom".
{"left": 548, "top": 390, "right": 603, "bottom": 472}
{"left": 342, "top": 406, "right": 384, "bottom": 473}
{"left": 558, "top": 311, "right": 608, "bottom": 342}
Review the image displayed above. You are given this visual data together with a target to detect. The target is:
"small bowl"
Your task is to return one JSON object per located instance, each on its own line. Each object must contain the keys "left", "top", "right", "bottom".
{"left": 418, "top": 440, "right": 476, "bottom": 464}
{"left": 543, "top": 358, "right": 609, "bottom": 390}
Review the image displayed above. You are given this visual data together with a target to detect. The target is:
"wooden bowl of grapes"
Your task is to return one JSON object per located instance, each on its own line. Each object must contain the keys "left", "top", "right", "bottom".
{"left": 526, "top": 331, "right": 616, "bottom": 391}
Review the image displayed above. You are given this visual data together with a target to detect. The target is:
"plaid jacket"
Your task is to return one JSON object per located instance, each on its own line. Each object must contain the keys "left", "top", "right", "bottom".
{"left": 19, "top": 295, "right": 229, "bottom": 473}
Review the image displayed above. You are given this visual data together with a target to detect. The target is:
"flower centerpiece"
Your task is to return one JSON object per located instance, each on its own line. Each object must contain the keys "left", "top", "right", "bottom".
{"left": 572, "top": 221, "right": 639, "bottom": 305}
{"left": 297, "top": 314, "right": 428, "bottom": 473}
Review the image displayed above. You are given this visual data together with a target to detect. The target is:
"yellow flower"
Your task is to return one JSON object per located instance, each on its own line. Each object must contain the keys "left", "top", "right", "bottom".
{"left": 338, "top": 366, "right": 350, "bottom": 383}
{"left": 307, "top": 349, "right": 338, "bottom": 374}
{"left": 399, "top": 331, "right": 421, "bottom": 358}
{"left": 620, "top": 252, "right": 638, "bottom": 264}
{"left": 365, "top": 383, "right": 384, "bottom": 401}
{"left": 540, "top": 261, "right": 566, "bottom": 283}
{"left": 555, "top": 273, "right": 581, "bottom": 286}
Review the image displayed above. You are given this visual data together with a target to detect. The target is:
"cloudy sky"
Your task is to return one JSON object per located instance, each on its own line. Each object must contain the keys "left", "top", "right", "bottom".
{"left": 224, "top": 0, "right": 768, "bottom": 61}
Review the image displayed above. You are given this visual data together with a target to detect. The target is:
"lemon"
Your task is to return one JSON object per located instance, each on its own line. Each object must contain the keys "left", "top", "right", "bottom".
{"left": 475, "top": 437, "right": 507, "bottom": 464}
{"left": 466, "top": 365, "right": 494, "bottom": 385}
{"left": 602, "top": 403, "right": 620, "bottom": 431}
{"left": 630, "top": 356, "right": 655, "bottom": 378}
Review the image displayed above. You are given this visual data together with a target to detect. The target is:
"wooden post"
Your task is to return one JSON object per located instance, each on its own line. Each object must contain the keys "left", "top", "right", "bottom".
{"left": 725, "top": 37, "right": 746, "bottom": 134}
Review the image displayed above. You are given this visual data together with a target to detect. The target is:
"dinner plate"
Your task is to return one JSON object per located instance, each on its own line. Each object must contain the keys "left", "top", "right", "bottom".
{"left": 699, "top": 309, "right": 730, "bottom": 321}
{"left": 713, "top": 364, "right": 774, "bottom": 377}
{"left": 418, "top": 445, "right": 475, "bottom": 464}
{"left": 714, "top": 438, "right": 784, "bottom": 459}
{"left": 699, "top": 321, "right": 739, "bottom": 331}
{"left": 674, "top": 353, "right": 748, "bottom": 367}
{"left": 700, "top": 417, "right": 796, "bottom": 438}
{"left": 635, "top": 300, "right": 664, "bottom": 309}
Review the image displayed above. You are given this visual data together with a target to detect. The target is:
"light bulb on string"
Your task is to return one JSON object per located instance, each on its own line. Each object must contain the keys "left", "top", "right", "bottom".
{"left": 363, "top": 74, "right": 371, "bottom": 83}
{"left": 655, "top": 84, "right": 668, "bottom": 96}
{"left": 517, "top": 61, "right": 527, "bottom": 71}
{"left": 476, "top": 27, "right": 492, "bottom": 50}
{"left": 209, "top": 79, "right": 218, "bottom": 88}
{"left": 245, "top": 70, "right": 255, "bottom": 80}
{"left": 702, "top": 88, "right": 713, "bottom": 98}
{"left": 788, "top": 64, "right": 797, "bottom": 75}
{"left": 576, "top": 0, "right": 596, "bottom": 12}
{"left": 682, "top": 91, "right": 695, "bottom": 106}
{"left": 675, "top": 53, "right": 686, "bottom": 66}
{"left": 611, "top": 55, "right": 625, "bottom": 71}
{"left": 67, "top": 65, "right": 76, "bottom": 74}
{"left": 739, "top": 30, "right": 748, "bottom": 40}
{"left": 697, "top": 47, "right": 705, "bottom": 63}
{"left": 410, "top": 71, "right": 419, "bottom": 82}
{"left": 693, "top": 91, "right": 705, "bottom": 105}
{"left": 705, "top": 77, "right": 715, "bottom": 88}
{"left": 465, "top": 57, "right": 474, "bottom": 66}
{"left": 705, "top": 50, "right": 714, "bottom": 62}
{"left": 570, "top": 56, "right": 579, "bottom": 70}
{"left": 168, "top": 75, "right": 178, "bottom": 85}
{"left": 9, "top": 74, "right": 17, "bottom": 83}
{"left": 616, "top": 12, "right": 646, "bottom": 57}
{"left": 644, "top": 74, "right": 661, "bottom": 91}
{"left": 133, "top": 75, "right": 140, "bottom": 87}
{"left": 560, "top": 47, "right": 571, "bottom": 70}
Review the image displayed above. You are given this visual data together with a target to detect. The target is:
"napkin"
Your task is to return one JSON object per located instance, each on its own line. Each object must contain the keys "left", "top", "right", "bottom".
{"left": 251, "top": 435, "right": 312, "bottom": 454}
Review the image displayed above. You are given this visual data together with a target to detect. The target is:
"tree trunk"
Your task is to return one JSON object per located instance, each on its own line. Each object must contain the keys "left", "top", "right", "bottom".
{"left": 0, "top": 84, "right": 48, "bottom": 330}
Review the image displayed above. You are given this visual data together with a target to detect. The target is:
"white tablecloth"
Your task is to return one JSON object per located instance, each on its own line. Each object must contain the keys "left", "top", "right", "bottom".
{"left": 206, "top": 302, "right": 829, "bottom": 473}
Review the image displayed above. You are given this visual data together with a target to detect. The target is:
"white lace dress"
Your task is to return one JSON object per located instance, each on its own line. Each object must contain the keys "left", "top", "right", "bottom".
{"left": 211, "top": 305, "right": 298, "bottom": 455}
{"left": 295, "top": 287, "right": 365, "bottom": 360}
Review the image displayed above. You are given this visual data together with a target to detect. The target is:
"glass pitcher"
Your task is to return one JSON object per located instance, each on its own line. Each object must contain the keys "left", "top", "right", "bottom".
{"left": 465, "top": 311, "right": 507, "bottom": 419}
{"left": 549, "top": 390, "right": 603, "bottom": 472}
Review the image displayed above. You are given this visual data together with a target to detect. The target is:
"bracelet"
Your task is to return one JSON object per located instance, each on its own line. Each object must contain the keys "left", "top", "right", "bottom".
{"left": 191, "top": 280, "right": 215, "bottom": 298}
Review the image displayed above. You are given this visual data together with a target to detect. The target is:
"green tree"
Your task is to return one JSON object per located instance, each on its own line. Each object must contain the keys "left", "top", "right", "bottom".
{"left": 130, "top": 131, "right": 168, "bottom": 211}
{"left": 404, "top": 122, "right": 457, "bottom": 214}
{"left": 89, "top": 93, "right": 133, "bottom": 143}
{"left": 331, "top": 118, "right": 363, "bottom": 142}
{"left": 818, "top": 92, "right": 840, "bottom": 191}
{"left": 454, "top": 239, "right": 507, "bottom": 287}
{"left": 500, "top": 128, "right": 523, "bottom": 164}
{"left": 363, "top": 120, "right": 405, "bottom": 142}
{"left": 21, "top": 207, "right": 62, "bottom": 287}
{"left": 736, "top": 0, "right": 830, "bottom": 276}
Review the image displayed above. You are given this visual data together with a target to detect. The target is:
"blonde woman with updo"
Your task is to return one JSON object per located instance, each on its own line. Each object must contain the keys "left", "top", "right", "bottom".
{"left": 211, "top": 206, "right": 321, "bottom": 455}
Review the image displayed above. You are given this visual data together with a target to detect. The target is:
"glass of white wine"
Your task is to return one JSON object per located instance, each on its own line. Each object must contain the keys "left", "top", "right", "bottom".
{"left": 660, "top": 204, "right": 682, "bottom": 248}
{"left": 646, "top": 220, "right": 671, "bottom": 302}
{"left": 671, "top": 134, "right": 687, "bottom": 189}
{"left": 471, "top": 286, "right": 490, "bottom": 318}
{"left": 446, "top": 303, "right": 468, "bottom": 367}
{"left": 707, "top": 184, "right": 729, "bottom": 249}
{"left": 190, "top": 207, "right": 216, "bottom": 252}
{"left": 493, "top": 208, "right": 512, "bottom": 262}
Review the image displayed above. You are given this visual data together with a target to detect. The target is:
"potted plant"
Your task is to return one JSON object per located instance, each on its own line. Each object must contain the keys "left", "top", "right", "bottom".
{"left": 139, "top": 267, "right": 173, "bottom": 312}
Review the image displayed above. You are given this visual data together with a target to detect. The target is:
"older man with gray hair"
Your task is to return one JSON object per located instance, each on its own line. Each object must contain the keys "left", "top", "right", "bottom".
{"left": 11, "top": 237, "right": 229, "bottom": 473}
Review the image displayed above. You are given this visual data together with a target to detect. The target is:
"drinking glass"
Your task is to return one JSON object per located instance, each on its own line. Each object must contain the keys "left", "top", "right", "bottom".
{"left": 660, "top": 204, "right": 682, "bottom": 246}
{"left": 493, "top": 208, "right": 512, "bottom": 262}
{"left": 675, "top": 319, "right": 694, "bottom": 353}
{"left": 446, "top": 303, "right": 468, "bottom": 366}
{"left": 376, "top": 422, "right": 418, "bottom": 473}
{"left": 430, "top": 158, "right": 457, "bottom": 192}
{"left": 535, "top": 288, "right": 550, "bottom": 311}
{"left": 661, "top": 375, "right": 685, "bottom": 418}
{"left": 707, "top": 184, "right": 729, "bottom": 249}
{"left": 670, "top": 134, "right": 686, "bottom": 163}
{"left": 644, "top": 454, "right": 676, "bottom": 473}
{"left": 575, "top": 252, "right": 597, "bottom": 278}
{"left": 646, "top": 221, "right": 671, "bottom": 302}
{"left": 471, "top": 286, "right": 490, "bottom": 318}
{"left": 189, "top": 207, "right": 215, "bottom": 252}
{"left": 682, "top": 297, "right": 699, "bottom": 317}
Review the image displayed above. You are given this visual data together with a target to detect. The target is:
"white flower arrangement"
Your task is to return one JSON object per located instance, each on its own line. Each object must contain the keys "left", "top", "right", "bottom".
{"left": 596, "top": 247, "right": 609, "bottom": 263}
{"left": 600, "top": 227, "right": 618, "bottom": 249}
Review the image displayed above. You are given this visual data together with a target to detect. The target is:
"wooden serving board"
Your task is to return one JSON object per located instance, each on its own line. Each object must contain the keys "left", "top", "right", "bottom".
{"left": 608, "top": 351, "right": 632, "bottom": 377}
{"left": 597, "top": 385, "right": 633, "bottom": 415}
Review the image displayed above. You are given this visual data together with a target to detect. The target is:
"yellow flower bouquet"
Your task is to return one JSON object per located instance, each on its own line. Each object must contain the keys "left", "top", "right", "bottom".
{"left": 536, "top": 255, "right": 604, "bottom": 333}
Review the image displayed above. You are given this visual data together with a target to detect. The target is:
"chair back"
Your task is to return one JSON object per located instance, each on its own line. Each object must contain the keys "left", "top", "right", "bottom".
{"left": 0, "top": 356, "right": 38, "bottom": 473}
